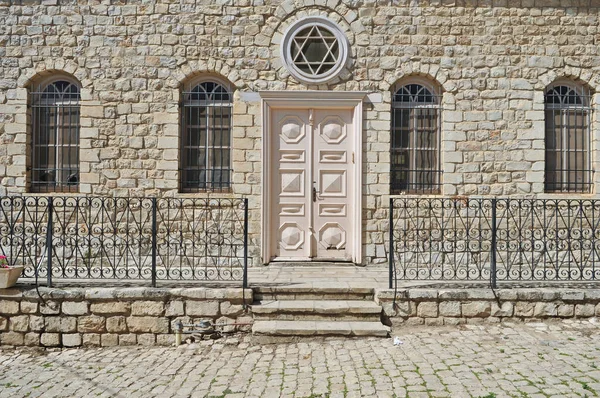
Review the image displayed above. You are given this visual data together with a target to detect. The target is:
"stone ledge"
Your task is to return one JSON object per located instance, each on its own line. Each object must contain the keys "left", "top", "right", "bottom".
{"left": 1, "top": 286, "right": 253, "bottom": 304}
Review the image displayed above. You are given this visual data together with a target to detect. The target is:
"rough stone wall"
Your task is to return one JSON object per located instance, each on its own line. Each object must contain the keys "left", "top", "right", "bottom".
{"left": 376, "top": 287, "right": 600, "bottom": 326}
{"left": 1, "top": 1, "right": 600, "bottom": 265}
{"left": 0, "top": 286, "right": 253, "bottom": 347}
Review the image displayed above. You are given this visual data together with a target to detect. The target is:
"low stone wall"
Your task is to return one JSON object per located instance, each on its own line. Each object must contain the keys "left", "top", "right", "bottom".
{"left": 376, "top": 288, "right": 600, "bottom": 326}
{"left": 0, "top": 286, "right": 253, "bottom": 347}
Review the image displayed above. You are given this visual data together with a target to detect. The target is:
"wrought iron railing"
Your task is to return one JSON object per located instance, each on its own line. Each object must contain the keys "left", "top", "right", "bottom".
{"left": 0, "top": 196, "right": 249, "bottom": 287}
{"left": 390, "top": 197, "right": 600, "bottom": 288}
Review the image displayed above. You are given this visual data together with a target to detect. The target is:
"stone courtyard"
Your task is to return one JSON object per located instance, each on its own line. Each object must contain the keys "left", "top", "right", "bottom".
{"left": 2, "top": 320, "right": 600, "bottom": 398}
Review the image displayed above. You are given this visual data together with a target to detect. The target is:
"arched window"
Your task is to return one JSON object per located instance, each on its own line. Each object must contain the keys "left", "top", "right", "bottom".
{"left": 544, "top": 82, "right": 592, "bottom": 193}
{"left": 391, "top": 81, "right": 442, "bottom": 194}
{"left": 30, "top": 78, "right": 81, "bottom": 193}
{"left": 180, "top": 79, "right": 232, "bottom": 192}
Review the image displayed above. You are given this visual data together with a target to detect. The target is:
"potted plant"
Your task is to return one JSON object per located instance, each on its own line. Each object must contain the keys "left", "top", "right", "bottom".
{"left": 0, "top": 255, "right": 23, "bottom": 289}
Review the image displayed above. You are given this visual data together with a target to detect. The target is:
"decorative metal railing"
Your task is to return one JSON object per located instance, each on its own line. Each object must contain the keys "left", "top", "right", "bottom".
{"left": 390, "top": 197, "right": 600, "bottom": 288}
{"left": 0, "top": 197, "right": 249, "bottom": 287}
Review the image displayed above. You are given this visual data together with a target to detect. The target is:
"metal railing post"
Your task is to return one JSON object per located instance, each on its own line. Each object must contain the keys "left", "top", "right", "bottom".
{"left": 243, "top": 198, "right": 249, "bottom": 289}
{"left": 490, "top": 198, "right": 497, "bottom": 289}
{"left": 46, "top": 197, "right": 53, "bottom": 288}
{"left": 151, "top": 197, "right": 157, "bottom": 288}
{"left": 389, "top": 198, "right": 394, "bottom": 290}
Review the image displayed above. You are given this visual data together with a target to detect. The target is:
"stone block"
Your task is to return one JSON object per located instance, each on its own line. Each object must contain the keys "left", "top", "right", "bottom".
{"left": 417, "top": 302, "right": 438, "bottom": 318}
{"left": 127, "top": 317, "right": 169, "bottom": 333}
{"left": 29, "top": 315, "right": 44, "bottom": 331}
{"left": 424, "top": 317, "right": 443, "bottom": 326}
{"left": 131, "top": 301, "right": 164, "bottom": 316}
{"left": 465, "top": 290, "right": 496, "bottom": 300}
{"left": 533, "top": 303, "right": 557, "bottom": 318}
{"left": 118, "top": 334, "right": 137, "bottom": 346}
{"left": 84, "top": 288, "right": 117, "bottom": 300}
{"left": 165, "top": 301, "right": 184, "bottom": 317}
{"left": 156, "top": 334, "right": 172, "bottom": 346}
{"left": 106, "top": 316, "right": 128, "bottom": 333}
{"left": 1, "top": 331, "right": 24, "bottom": 345}
{"left": 0, "top": 300, "right": 19, "bottom": 315}
{"left": 20, "top": 301, "right": 38, "bottom": 314}
{"left": 438, "top": 291, "right": 469, "bottom": 300}
{"left": 514, "top": 302, "right": 535, "bottom": 317}
{"left": 24, "top": 333, "right": 40, "bottom": 346}
{"left": 439, "top": 301, "right": 461, "bottom": 317}
{"left": 62, "top": 301, "right": 89, "bottom": 315}
{"left": 101, "top": 334, "right": 119, "bottom": 347}
{"left": 137, "top": 334, "right": 156, "bottom": 346}
{"left": 62, "top": 333, "right": 82, "bottom": 347}
{"left": 497, "top": 290, "right": 518, "bottom": 301}
{"left": 443, "top": 317, "right": 466, "bottom": 326}
{"left": 491, "top": 302, "right": 513, "bottom": 317}
{"left": 408, "top": 290, "right": 438, "bottom": 300}
{"left": 83, "top": 334, "right": 101, "bottom": 347}
{"left": 78, "top": 315, "right": 106, "bottom": 333}
{"left": 517, "top": 290, "right": 543, "bottom": 301}
{"left": 40, "top": 333, "right": 60, "bottom": 347}
{"left": 0, "top": 316, "right": 7, "bottom": 331}
{"left": 575, "top": 304, "right": 595, "bottom": 318}
{"left": 186, "top": 301, "right": 220, "bottom": 317}
{"left": 9, "top": 315, "right": 29, "bottom": 332}
{"left": 560, "top": 291, "right": 585, "bottom": 302}
{"left": 40, "top": 302, "right": 61, "bottom": 315}
{"left": 584, "top": 291, "right": 600, "bottom": 301}
{"left": 220, "top": 302, "right": 244, "bottom": 317}
{"left": 405, "top": 318, "right": 424, "bottom": 326}
{"left": 462, "top": 302, "right": 491, "bottom": 318}
{"left": 90, "top": 302, "right": 130, "bottom": 315}
{"left": 558, "top": 304, "right": 574, "bottom": 317}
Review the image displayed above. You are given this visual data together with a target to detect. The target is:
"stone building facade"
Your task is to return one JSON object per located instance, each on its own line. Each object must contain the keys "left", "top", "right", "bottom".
{"left": 1, "top": 0, "right": 600, "bottom": 266}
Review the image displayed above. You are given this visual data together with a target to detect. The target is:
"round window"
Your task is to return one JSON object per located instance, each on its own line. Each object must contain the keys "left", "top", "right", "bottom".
{"left": 281, "top": 17, "right": 349, "bottom": 85}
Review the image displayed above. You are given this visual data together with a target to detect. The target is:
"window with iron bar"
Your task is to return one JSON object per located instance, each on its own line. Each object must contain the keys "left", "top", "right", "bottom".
{"left": 180, "top": 79, "right": 232, "bottom": 193}
{"left": 544, "top": 82, "right": 593, "bottom": 193}
{"left": 29, "top": 79, "right": 80, "bottom": 193}
{"left": 391, "top": 81, "right": 442, "bottom": 194}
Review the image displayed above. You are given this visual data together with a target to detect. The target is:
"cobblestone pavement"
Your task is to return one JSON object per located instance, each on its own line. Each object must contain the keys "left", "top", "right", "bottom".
{"left": 2, "top": 321, "right": 600, "bottom": 398}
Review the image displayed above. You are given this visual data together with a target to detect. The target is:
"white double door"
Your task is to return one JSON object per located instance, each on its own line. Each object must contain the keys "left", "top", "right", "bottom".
{"left": 271, "top": 108, "right": 354, "bottom": 261}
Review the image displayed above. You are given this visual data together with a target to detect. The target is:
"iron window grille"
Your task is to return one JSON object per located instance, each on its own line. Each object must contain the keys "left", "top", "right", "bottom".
{"left": 180, "top": 80, "right": 232, "bottom": 193}
{"left": 544, "top": 83, "right": 593, "bottom": 193}
{"left": 29, "top": 79, "right": 81, "bottom": 193}
{"left": 391, "top": 82, "right": 442, "bottom": 194}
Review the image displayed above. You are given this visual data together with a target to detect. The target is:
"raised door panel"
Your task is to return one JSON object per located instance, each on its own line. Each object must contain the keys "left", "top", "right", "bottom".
{"left": 313, "top": 110, "right": 353, "bottom": 260}
{"left": 272, "top": 110, "right": 311, "bottom": 259}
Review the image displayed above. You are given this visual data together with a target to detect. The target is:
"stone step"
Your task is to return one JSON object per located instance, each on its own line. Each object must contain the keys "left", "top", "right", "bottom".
{"left": 253, "top": 284, "right": 374, "bottom": 301}
{"left": 252, "top": 300, "right": 382, "bottom": 321}
{"left": 252, "top": 320, "right": 390, "bottom": 337}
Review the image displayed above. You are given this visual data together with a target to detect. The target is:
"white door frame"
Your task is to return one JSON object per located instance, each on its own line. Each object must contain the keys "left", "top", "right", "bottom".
{"left": 259, "top": 91, "right": 367, "bottom": 264}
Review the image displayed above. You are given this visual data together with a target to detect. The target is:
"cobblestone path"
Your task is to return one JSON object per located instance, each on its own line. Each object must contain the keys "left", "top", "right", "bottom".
{"left": 1, "top": 321, "right": 600, "bottom": 397}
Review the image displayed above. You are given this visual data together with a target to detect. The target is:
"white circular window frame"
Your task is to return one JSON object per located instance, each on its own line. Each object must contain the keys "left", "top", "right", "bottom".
{"left": 280, "top": 16, "right": 350, "bottom": 85}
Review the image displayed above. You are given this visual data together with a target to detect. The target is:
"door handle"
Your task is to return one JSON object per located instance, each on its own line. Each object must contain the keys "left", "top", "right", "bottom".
{"left": 312, "top": 182, "right": 319, "bottom": 202}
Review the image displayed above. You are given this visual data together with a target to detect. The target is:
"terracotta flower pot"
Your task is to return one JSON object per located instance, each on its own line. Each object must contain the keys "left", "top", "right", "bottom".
{"left": 0, "top": 266, "right": 23, "bottom": 289}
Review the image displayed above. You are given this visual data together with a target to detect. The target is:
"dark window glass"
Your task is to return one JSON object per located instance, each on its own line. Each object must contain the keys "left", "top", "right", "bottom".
{"left": 30, "top": 80, "right": 80, "bottom": 193}
{"left": 544, "top": 85, "right": 591, "bottom": 193}
{"left": 180, "top": 81, "right": 232, "bottom": 192}
{"left": 391, "top": 83, "right": 441, "bottom": 194}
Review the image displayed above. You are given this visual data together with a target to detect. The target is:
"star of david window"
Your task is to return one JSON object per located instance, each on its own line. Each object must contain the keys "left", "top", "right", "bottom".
{"left": 281, "top": 17, "right": 349, "bottom": 85}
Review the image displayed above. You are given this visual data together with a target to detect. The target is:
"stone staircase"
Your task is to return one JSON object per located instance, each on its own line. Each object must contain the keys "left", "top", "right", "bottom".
{"left": 251, "top": 284, "right": 390, "bottom": 337}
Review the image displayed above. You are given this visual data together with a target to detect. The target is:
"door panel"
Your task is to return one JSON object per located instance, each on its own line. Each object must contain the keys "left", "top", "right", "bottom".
{"left": 272, "top": 110, "right": 311, "bottom": 259}
{"left": 313, "top": 109, "right": 353, "bottom": 260}
{"left": 271, "top": 108, "right": 353, "bottom": 261}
